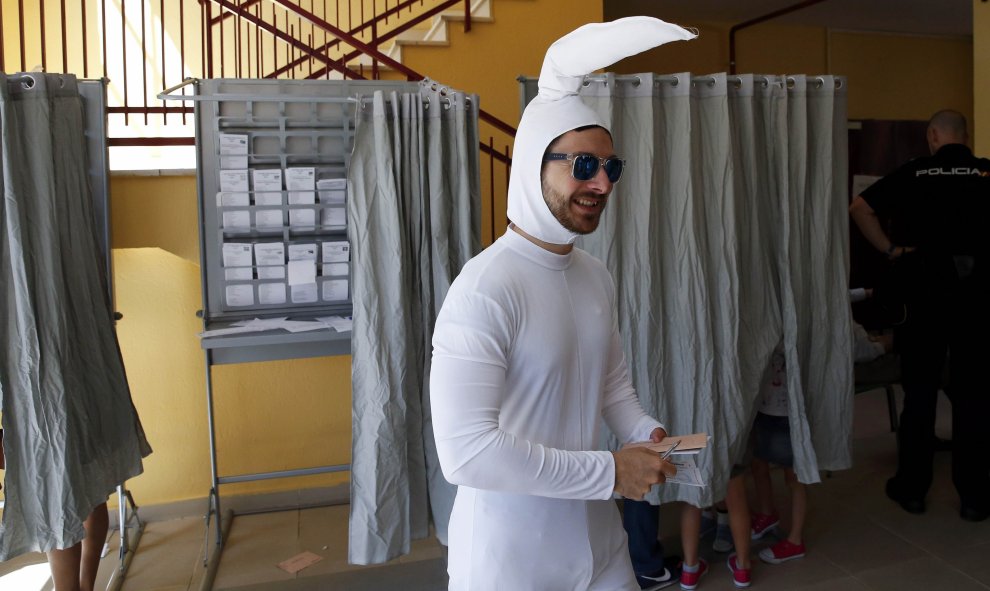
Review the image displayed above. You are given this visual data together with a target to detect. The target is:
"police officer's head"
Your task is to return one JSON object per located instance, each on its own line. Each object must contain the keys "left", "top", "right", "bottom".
{"left": 927, "top": 110, "right": 968, "bottom": 154}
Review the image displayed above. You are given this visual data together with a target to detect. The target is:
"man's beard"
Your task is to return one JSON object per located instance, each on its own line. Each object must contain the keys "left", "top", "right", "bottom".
{"left": 542, "top": 178, "right": 605, "bottom": 235}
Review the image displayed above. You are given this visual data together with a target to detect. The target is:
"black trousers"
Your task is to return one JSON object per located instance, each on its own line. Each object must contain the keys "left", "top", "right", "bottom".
{"left": 893, "top": 277, "right": 990, "bottom": 510}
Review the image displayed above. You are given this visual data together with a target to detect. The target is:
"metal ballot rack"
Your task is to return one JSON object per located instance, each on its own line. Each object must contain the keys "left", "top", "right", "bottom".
{"left": 159, "top": 78, "right": 420, "bottom": 590}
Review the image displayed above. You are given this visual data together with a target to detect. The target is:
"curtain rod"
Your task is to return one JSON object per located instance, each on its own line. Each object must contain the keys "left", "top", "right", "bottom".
{"left": 579, "top": 74, "right": 843, "bottom": 90}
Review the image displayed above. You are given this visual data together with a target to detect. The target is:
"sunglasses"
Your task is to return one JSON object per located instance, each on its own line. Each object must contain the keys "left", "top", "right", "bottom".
{"left": 543, "top": 152, "right": 626, "bottom": 183}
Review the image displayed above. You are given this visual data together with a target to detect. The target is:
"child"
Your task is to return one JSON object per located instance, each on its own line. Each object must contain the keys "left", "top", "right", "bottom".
{"left": 679, "top": 475, "right": 753, "bottom": 588}
{"left": 750, "top": 345, "right": 807, "bottom": 564}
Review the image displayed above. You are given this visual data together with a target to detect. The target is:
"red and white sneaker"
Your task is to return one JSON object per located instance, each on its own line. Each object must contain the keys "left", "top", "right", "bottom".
{"left": 679, "top": 559, "right": 708, "bottom": 590}
{"left": 750, "top": 512, "right": 779, "bottom": 540}
{"left": 727, "top": 554, "right": 752, "bottom": 588}
{"left": 759, "top": 539, "right": 806, "bottom": 564}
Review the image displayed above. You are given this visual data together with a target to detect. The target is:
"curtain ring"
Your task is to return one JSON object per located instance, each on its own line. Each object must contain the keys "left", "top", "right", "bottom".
{"left": 19, "top": 74, "right": 36, "bottom": 90}
{"left": 423, "top": 96, "right": 431, "bottom": 110}
{"left": 834, "top": 78, "right": 844, "bottom": 89}
{"left": 730, "top": 77, "right": 742, "bottom": 89}
{"left": 581, "top": 77, "right": 592, "bottom": 87}
{"left": 760, "top": 76, "right": 770, "bottom": 89}
{"left": 632, "top": 76, "right": 642, "bottom": 88}
{"left": 814, "top": 77, "right": 825, "bottom": 89}
{"left": 786, "top": 77, "right": 796, "bottom": 89}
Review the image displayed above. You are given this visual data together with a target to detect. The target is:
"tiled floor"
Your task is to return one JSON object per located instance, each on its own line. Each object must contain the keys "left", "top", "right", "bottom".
{"left": 2, "top": 386, "right": 988, "bottom": 590}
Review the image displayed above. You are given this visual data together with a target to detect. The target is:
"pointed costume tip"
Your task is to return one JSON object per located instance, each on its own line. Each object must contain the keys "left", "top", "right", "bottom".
{"left": 537, "top": 17, "right": 697, "bottom": 101}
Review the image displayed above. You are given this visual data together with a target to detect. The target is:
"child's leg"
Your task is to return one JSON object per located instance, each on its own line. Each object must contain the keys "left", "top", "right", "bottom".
{"left": 751, "top": 457, "right": 775, "bottom": 516}
{"left": 80, "top": 503, "right": 109, "bottom": 591}
{"left": 681, "top": 503, "right": 701, "bottom": 567}
{"left": 784, "top": 468, "right": 806, "bottom": 545}
{"left": 725, "top": 474, "right": 751, "bottom": 569}
{"left": 712, "top": 500, "right": 733, "bottom": 553}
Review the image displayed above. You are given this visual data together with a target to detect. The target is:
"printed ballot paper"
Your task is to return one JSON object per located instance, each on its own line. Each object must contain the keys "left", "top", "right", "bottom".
{"left": 623, "top": 433, "right": 710, "bottom": 487}
{"left": 287, "top": 243, "right": 318, "bottom": 303}
{"left": 287, "top": 167, "right": 316, "bottom": 228}
{"left": 218, "top": 133, "right": 248, "bottom": 170}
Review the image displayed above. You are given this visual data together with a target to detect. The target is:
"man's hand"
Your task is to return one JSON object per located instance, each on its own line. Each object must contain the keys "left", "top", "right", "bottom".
{"left": 612, "top": 447, "right": 677, "bottom": 500}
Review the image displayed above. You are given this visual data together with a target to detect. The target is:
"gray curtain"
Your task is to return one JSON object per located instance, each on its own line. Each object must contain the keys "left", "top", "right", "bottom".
{"left": 576, "top": 73, "right": 852, "bottom": 506}
{"left": 0, "top": 73, "right": 151, "bottom": 560}
{"left": 347, "top": 81, "right": 480, "bottom": 565}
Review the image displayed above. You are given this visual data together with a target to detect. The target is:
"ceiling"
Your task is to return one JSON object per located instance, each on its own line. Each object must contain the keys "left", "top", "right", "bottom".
{"left": 606, "top": 0, "right": 974, "bottom": 37}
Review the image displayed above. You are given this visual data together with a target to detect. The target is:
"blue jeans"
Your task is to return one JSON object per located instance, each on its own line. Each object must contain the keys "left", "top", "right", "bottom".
{"left": 622, "top": 499, "right": 666, "bottom": 576}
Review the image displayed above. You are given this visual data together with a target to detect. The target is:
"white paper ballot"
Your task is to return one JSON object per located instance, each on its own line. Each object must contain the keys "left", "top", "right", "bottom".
{"left": 286, "top": 167, "right": 315, "bottom": 190}
{"left": 219, "top": 133, "right": 248, "bottom": 154}
{"left": 221, "top": 155, "right": 248, "bottom": 170}
{"left": 316, "top": 316, "right": 353, "bottom": 332}
{"left": 219, "top": 192, "right": 251, "bottom": 230}
{"left": 322, "top": 241, "right": 350, "bottom": 263}
{"left": 287, "top": 260, "right": 317, "bottom": 286}
{"left": 219, "top": 133, "right": 249, "bottom": 169}
{"left": 317, "top": 178, "right": 347, "bottom": 204}
{"left": 667, "top": 454, "right": 705, "bottom": 487}
{"left": 288, "top": 243, "right": 318, "bottom": 261}
{"left": 290, "top": 208, "right": 316, "bottom": 228}
{"left": 287, "top": 168, "right": 316, "bottom": 229}
{"left": 225, "top": 284, "right": 254, "bottom": 307}
{"left": 222, "top": 243, "right": 254, "bottom": 280}
{"left": 219, "top": 169, "right": 250, "bottom": 192}
{"left": 322, "top": 279, "right": 349, "bottom": 302}
{"left": 253, "top": 192, "right": 283, "bottom": 229}
{"left": 254, "top": 243, "right": 285, "bottom": 279}
{"left": 219, "top": 192, "right": 250, "bottom": 207}
{"left": 287, "top": 242, "right": 317, "bottom": 286}
{"left": 258, "top": 282, "right": 287, "bottom": 305}
{"left": 291, "top": 283, "right": 318, "bottom": 303}
{"left": 252, "top": 169, "right": 283, "bottom": 192}
{"left": 321, "top": 206, "right": 346, "bottom": 228}
{"left": 222, "top": 210, "right": 250, "bottom": 230}
{"left": 322, "top": 262, "right": 349, "bottom": 277}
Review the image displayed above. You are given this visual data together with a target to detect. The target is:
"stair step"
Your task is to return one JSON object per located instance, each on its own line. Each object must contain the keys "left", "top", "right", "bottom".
{"left": 348, "top": 0, "right": 495, "bottom": 70}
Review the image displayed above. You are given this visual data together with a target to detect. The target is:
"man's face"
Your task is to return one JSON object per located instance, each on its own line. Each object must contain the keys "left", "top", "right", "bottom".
{"left": 541, "top": 127, "right": 616, "bottom": 235}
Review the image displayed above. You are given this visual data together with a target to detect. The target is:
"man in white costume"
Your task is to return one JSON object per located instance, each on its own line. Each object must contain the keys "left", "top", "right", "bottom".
{"left": 430, "top": 17, "right": 696, "bottom": 591}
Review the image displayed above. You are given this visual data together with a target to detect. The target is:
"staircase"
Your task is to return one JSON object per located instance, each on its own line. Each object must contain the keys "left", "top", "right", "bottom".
{"left": 0, "top": 0, "right": 516, "bottom": 241}
{"left": 351, "top": 0, "right": 495, "bottom": 70}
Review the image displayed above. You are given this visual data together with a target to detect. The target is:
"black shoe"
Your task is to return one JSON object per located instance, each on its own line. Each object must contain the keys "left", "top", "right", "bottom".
{"left": 885, "top": 479, "right": 925, "bottom": 514}
{"left": 636, "top": 558, "right": 682, "bottom": 591}
{"left": 961, "top": 505, "right": 989, "bottom": 522}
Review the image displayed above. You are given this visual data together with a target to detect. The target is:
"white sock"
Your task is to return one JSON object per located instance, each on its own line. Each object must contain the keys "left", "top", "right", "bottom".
{"left": 682, "top": 561, "right": 700, "bottom": 573}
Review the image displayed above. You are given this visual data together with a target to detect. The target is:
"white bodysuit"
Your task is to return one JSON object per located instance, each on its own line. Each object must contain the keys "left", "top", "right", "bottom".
{"left": 429, "top": 16, "right": 695, "bottom": 591}
{"left": 431, "top": 230, "right": 662, "bottom": 590}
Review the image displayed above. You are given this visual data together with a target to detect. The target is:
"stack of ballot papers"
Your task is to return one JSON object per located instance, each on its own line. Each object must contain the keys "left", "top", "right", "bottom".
{"left": 198, "top": 316, "right": 352, "bottom": 338}
{"left": 623, "top": 433, "right": 709, "bottom": 487}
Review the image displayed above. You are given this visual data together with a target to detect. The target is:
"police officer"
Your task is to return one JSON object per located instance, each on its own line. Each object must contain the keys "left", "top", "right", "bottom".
{"left": 849, "top": 109, "right": 989, "bottom": 522}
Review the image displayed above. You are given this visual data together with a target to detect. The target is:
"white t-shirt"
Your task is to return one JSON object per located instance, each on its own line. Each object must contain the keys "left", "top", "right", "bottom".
{"left": 759, "top": 347, "right": 789, "bottom": 417}
{"left": 431, "top": 229, "right": 661, "bottom": 590}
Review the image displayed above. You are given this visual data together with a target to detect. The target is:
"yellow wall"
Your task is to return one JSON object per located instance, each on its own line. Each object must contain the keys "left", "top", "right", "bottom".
{"left": 606, "top": 15, "right": 972, "bottom": 125}
{"left": 108, "top": 177, "right": 353, "bottom": 505}
{"left": 976, "top": 0, "right": 990, "bottom": 154}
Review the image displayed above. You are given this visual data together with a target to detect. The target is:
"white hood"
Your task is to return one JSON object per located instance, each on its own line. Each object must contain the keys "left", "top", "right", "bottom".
{"left": 507, "top": 17, "right": 696, "bottom": 245}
